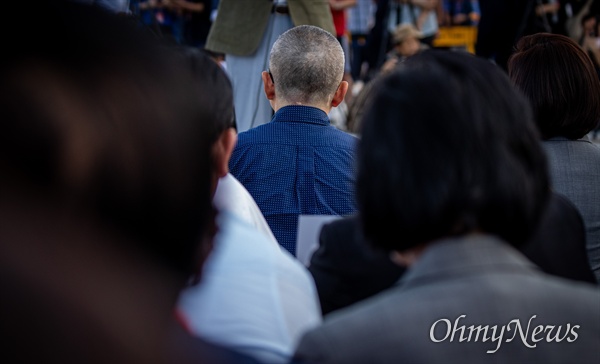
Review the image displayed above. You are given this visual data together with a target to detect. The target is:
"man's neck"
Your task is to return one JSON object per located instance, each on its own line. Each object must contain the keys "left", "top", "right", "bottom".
{"left": 273, "top": 100, "right": 333, "bottom": 114}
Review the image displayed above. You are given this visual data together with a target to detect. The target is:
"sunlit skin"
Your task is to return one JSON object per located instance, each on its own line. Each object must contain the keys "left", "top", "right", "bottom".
{"left": 381, "top": 36, "right": 422, "bottom": 73}
{"left": 397, "top": 36, "right": 421, "bottom": 58}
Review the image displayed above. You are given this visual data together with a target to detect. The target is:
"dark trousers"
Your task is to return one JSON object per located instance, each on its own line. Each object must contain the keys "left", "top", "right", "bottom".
{"left": 350, "top": 33, "right": 369, "bottom": 81}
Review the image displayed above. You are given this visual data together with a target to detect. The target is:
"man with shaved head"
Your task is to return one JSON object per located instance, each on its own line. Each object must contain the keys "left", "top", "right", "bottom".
{"left": 229, "top": 25, "right": 358, "bottom": 256}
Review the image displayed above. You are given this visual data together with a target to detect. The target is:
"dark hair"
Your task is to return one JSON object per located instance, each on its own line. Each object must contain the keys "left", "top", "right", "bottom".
{"left": 0, "top": 1, "right": 217, "bottom": 278}
{"left": 178, "top": 47, "right": 236, "bottom": 137}
{"left": 508, "top": 33, "right": 600, "bottom": 139}
{"left": 357, "top": 50, "right": 549, "bottom": 252}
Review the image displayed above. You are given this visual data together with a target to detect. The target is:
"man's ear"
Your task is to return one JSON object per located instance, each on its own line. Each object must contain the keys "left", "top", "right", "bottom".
{"left": 331, "top": 80, "right": 348, "bottom": 107}
{"left": 212, "top": 128, "right": 238, "bottom": 178}
{"left": 262, "top": 71, "right": 275, "bottom": 100}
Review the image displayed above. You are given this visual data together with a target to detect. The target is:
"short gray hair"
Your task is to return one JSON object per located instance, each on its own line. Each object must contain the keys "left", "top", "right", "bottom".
{"left": 269, "top": 25, "right": 345, "bottom": 105}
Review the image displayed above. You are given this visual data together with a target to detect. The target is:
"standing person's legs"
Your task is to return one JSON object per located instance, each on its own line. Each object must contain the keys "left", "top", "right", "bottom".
{"left": 350, "top": 33, "right": 368, "bottom": 81}
{"left": 226, "top": 14, "right": 293, "bottom": 132}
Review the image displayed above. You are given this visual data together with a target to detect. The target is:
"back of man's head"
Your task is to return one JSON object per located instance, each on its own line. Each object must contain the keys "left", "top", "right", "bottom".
{"left": 269, "top": 25, "right": 345, "bottom": 105}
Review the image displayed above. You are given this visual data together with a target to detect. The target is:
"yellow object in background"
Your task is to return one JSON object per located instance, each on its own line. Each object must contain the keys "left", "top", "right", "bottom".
{"left": 433, "top": 26, "right": 478, "bottom": 54}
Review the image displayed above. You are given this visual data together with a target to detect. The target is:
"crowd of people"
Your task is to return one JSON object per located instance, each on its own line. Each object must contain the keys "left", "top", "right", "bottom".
{"left": 92, "top": 0, "right": 600, "bottom": 132}
{"left": 2, "top": 0, "right": 600, "bottom": 363}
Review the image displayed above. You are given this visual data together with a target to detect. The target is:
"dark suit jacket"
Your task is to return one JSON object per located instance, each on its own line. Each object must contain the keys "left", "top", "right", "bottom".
{"left": 309, "top": 193, "right": 595, "bottom": 319}
{"left": 296, "top": 235, "right": 600, "bottom": 364}
{"left": 522, "top": 192, "right": 596, "bottom": 283}
{"left": 309, "top": 215, "right": 405, "bottom": 316}
{"left": 543, "top": 138, "right": 600, "bottom": 283}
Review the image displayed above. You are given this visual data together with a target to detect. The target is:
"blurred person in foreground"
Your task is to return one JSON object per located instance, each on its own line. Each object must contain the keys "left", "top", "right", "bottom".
{"left": 0, "top": 1, "right": 257, "bottom": 363}
{"left": 175, "top": 48, "right": 322, "bottom": 364}
{"left": 293, "top": 50, "right": 600, "bottom": 363}
{"left": 229, "top": 25, "right": 358, "bottom": 256}
{"left": 509, "top": 33, "right": 600, "bottom": 284}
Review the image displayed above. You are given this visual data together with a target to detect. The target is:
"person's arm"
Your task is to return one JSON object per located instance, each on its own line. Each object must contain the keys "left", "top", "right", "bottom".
{"left": 583, "top": 35, "right": 600, "bottom": 69}
{"left": 535, "top": 1, "right": 559, "bottom": 16}
{"left": 437, "top": 0, "right": 448, "bottom": 26}
{"left": 380, "top": 57, "right": 399, "bottom": 73}
{"left": 410, "top": 0, "right": 438, "bottom": 11}
{"left": 409, "top": 0, "right": 439, "bottom": 30}
{"left": 329, "top": 0, "right": 357, "bottom": 10}
{"left": 171, "top": 0, "right": 205, "bottom": 12}
{"left": 138, "top": 0, "right": 159, "bottom": 10}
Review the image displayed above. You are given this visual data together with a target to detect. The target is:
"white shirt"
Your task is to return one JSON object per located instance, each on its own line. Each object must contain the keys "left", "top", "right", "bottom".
{"left": 177, "top": 177, "right": 322, "bottom": 363}
{"left": 213, "top": 173, "right": 278, "bottom": 246}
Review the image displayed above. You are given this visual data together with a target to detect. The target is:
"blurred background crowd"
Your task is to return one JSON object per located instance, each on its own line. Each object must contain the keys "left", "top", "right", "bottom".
{"left": 98, "top": 0, "right": 600, "bottom": 135}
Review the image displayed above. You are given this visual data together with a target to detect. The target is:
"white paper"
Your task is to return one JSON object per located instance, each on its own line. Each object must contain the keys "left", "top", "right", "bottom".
{"left": 296, "top": 215, "right": 342, "bottom": 266}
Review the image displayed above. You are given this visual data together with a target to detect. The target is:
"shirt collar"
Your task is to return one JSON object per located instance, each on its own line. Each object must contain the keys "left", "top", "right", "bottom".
{"left": 272, "top": 105, "right": 331, "bottom": 126}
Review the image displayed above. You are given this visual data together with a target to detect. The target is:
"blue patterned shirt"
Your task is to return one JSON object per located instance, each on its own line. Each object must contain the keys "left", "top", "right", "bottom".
{"left": 229, "top": 105, "right": 358, "bottom": 255}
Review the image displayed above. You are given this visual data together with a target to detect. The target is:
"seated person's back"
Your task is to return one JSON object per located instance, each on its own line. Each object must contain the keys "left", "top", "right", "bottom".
{"left": 309, "top": 191, "right": 595, "bottom": 318}
{"left": 508, "top": 33, "right": 600, "bottom": 283}
{"left": 230, "top": 25, "right": 358, "bottom": 255}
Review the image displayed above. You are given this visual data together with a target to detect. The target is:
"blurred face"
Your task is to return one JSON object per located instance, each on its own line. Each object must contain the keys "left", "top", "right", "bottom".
{"left": 583, "top": 17, "right": 597, "bottom": 35}
{"left": 397, "top": 36, "right": 421, "bottom": 57}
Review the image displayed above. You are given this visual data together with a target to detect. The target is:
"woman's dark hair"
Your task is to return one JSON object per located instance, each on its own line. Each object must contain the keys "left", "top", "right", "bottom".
{"left": 357, "top": 50, "right": 549, "bottom": 252}
{"left": 508, "top": 33, "right": 600, "bottom": 140}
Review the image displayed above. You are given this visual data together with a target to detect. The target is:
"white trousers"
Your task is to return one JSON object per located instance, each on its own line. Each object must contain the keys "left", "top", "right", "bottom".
{"left": 226, "top": 13, "right": 294, "bottom": 132}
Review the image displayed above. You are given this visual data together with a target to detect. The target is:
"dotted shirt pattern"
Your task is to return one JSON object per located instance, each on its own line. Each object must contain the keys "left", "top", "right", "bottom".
{"left": 229, "top": 105, "right": 358, "bottom": 255}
